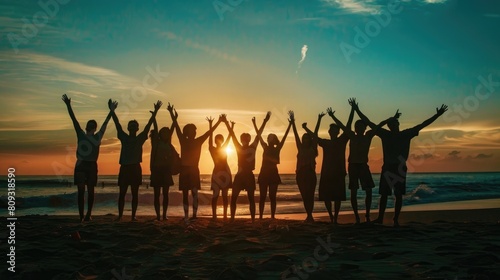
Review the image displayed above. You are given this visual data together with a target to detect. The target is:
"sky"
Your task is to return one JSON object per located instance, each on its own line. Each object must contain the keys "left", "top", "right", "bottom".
{"left": 0, "top": 0, "right": 499, "bottom": 176}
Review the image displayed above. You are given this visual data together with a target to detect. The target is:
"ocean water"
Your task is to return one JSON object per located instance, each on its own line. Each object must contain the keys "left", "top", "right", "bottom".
{"left": 1, "top": 173, "right": 499, "bottom": 217}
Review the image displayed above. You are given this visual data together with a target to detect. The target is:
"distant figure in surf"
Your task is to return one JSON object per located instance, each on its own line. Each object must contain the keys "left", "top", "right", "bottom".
{"left": 149, "top": 103, "right": 177, "bottom": 221}
{"left": 353, "top": 100, "right": 448, "bottom": 227}
{"left": 289, "top": 111, "right": 318, "bottom": 223}
{"left": 61, "top": 94, "right": 116, "bottom": 222}
{"left": 303, "top": 106, "right": 353, "bottom": 224}
{"left": 225, "top": 112, "right": 270, "bottom": 222}
{"left": 169, "top": 107, "right": 223, "bottom": 222}
{"left": 207, "top": 115, "right": 233, "bottom": 220}
{"left": 254, "top": 115, "right": 292, "bottom": 220}
{"left": 111, "top": 100, "right": 162, "bottom": 221}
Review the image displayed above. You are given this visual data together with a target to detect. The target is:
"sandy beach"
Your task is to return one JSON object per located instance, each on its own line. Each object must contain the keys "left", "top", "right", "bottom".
{"left": 2, "top": 200, "right": 499, "bottom": 280}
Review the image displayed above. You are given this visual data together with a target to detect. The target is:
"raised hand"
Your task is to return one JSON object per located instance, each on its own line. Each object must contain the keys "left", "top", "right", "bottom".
{"left": 393, "top": 109, "right": 402, "bottom": 119}
{"left": 172, "top": 108, "right": 178, "bottom": 120}
{"left": 220, "top": 114, "right": 227, "bottom": 123}
{"left": 302, "top": 122, "right": 308, "bottom": 129}
{"left": 230, "top": 120, "right": 235, "bottom": 128}
{"left": 206, "top": 116, "right": 214, "bottom": 125}
{"left": 108, "top": 99, "right": 118, "bottom": 111}
{"left": 288, "top": 110, "right": 295, "bottom": 122}
{"left": 62, "top": 94, "right": 71, "bottom": 105}
{"left": 318, "top": 112, "right": 325, "bottom": 119}
{"left": 167, "top": 102, "right": 174, "bottom": 112}
{"left": 154, "top": 100, "right": 163, "bottom": 111}
{"left": 348, "top": 98, "right": 358, "bottom": 110}
{"left": 264, "top": 111, "right": 271, "bottom": 122}
{"left": 326, "top": 107, "right": 335, "bottom": 117}
{"left": 436, "top": 104, "right": 448, "bottom": 116}
{"left": 252, "top": 116, "right": 256, "bottom": 125}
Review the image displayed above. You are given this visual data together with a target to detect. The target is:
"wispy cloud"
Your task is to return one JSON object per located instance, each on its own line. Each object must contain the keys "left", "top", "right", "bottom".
{"left": 156, "top": 30, "right": 244, "bottom": 65}
{"left": 322, "top": 0, "right": 381, "bottom": 15}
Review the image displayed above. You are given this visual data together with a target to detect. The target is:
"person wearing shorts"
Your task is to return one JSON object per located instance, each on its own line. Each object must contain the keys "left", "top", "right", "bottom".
{"left": 169, "top": 107, "right": 223, "bottom": 221}
{"left": 207, "top": 118, "right": 233, "bottom": 220}
{"left": 62, "top": 94, "right": 115, "bottom": 222}
{"left": 354, "top": 101, "right": 448, "bottom": 226}
{"left": 255, "top": 120, "right": 291, "bottom": 220}
{"left": 149, "top": 112, "right": 176, "bottom": 221}
{"left": 225, "top": 112, "right": 270, "bottom": 222}
{"left": 112, "top": 100, "right": 162, "bottom": 221}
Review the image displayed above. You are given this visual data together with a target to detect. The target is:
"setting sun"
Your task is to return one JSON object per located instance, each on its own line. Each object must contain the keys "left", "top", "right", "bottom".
{"left": 225, "top": 146, "right": 234, "bottom": 156}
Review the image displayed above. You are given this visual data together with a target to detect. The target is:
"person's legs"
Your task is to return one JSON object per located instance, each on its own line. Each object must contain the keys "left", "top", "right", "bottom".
{"left": 131, "top": 185, "right": 139, "bottom": 221}
{"left": 365, "top": 188, "right": 372, "bottom": 222}
{"left": 350, "top": 189, "right": 359, "bottom": 224}
{"left": 258, "top": 183, "right": 268, "bottom": 219}
{"left": 222, "top": 188, "right": 229, "bottom": 219}
{"left": 182, "top": 189, "right": 189, "bottom": 220}
{"left": 84, "top": 185, "right": 95, "bottom": 221}
{"left": 77, "top": 184, "right": 85, "bottom": 221}
{"left": 153, "top": 187, "right": 161, "bottom": 220}
{"left": 248, "top": 189, "right": 256, "bottom": 222}
{"left": 230, "top": 187, "right": 241, "bottom": 221}
{"left": 212, "top": 188, "right": 220, "bottom": 219}
{"left": 333, "top": 200, "right": 341, "bottom": 224}
{"left": 162, "top": 186, "right": 169, "bottom": 220}
{"left": 324, "top": 200, "right": 333, "bottom": 223}
{"left": 269, "top": 184, "right": 278, "bottom": 219}
{"left": 394, "top": 193, "right": 403, "bottom": 227}
{"left": 117, "top": 185, "right": 128, "bottom": 221}
{"left": 374, "top": 194, "right": 388, "bottom": 223}
{"left": 192, "top": 188, "right": 198, "bottom": 219}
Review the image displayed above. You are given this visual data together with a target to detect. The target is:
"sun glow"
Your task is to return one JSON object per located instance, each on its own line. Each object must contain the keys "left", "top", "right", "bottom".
{"left": 225, "top": 146, "right": 234, "bottom": 155}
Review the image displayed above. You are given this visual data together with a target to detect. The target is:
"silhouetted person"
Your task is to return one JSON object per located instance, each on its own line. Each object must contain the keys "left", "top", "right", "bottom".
{"left": 289, "top": 111, "right": 318, "bottom": 223}
{"left": 207, "top": 116, "right": 233, "bottom": 220}
{"left": 254, "top": 116, "right": 292, "bottom": 219}
{"left": 327, "top": 99, "right": 391, "bottom": 224}
{"left": 304, "top": 107, "right": 353, "bottom": 224}
{"left": 169, "top": 107, "right": 223, "bottom": 221}
{"left": 353, "top": 101, "right": 448, "bottom": 227}
{"left": 62, "top": 94, "right": 116, "bottom": 222}
{"left": 111, "top": 100, "right": 162, "bottom": 221}
{"left": 149, "top": 104, "right": 177, "bottom": 221}
{"left": 225, "top": 112, "right": 270, "bottom": 222}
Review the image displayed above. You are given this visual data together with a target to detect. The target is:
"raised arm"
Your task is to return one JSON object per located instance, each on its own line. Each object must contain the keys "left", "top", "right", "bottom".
{"left": 109, "top": 99, "right": 124, "bottom": 135}
{"left": 224, "top": 118, "right": 241, "bottom": 149}
{"left": 141, "top": 100, "right": 162, "bottom": 135}
{"left": 198, "top": 114, "right": 223, "bottom": 143}
{"left": 412, "top": 104, "right": 448, "bottom": 132}
{"left": 277, "top": 120, "right": 292, "bottom": 150}
{"left": 313, "top": 112, "right": 325, "bottom": 136}
{"left": 326, "top": 107, "right": 347, "bottom": 131}
{"left": 207, "top": 116, "right": 214, "bottom": 148}
{"left": 167, "top": 103, "right": 183, "bottom": 142}
{"left": 251, "top": 111, "right": 271, "bottom": 147}
{"left": 289, "top": 111, "right": 302, "bottom": 149}
{"left": 350, "top": 99, "right": 377, "bottom": 130}
{"left": 252, "top": 116, "right": 267, "bottom": 148}
{"left": 61, "top": 94, "right": 82, "bottom": 132}
{"left": 99, "top": 99, "right": 117, "bottom": 135}
{"left": 222, "top": 121, "right": 234, "bottom": 148}
{"left": 346, "top": 101, "right": 355, "bottom": 130}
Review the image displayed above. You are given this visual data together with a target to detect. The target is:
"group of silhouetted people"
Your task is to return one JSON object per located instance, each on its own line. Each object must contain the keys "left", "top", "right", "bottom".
{"left": 63, "top": 93, "right": 447, "bottom": 226}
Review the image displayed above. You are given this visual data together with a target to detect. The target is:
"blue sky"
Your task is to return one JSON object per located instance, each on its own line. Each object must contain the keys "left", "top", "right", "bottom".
{"left": 0, "top": 0, "right": 499, "bottom": 174}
